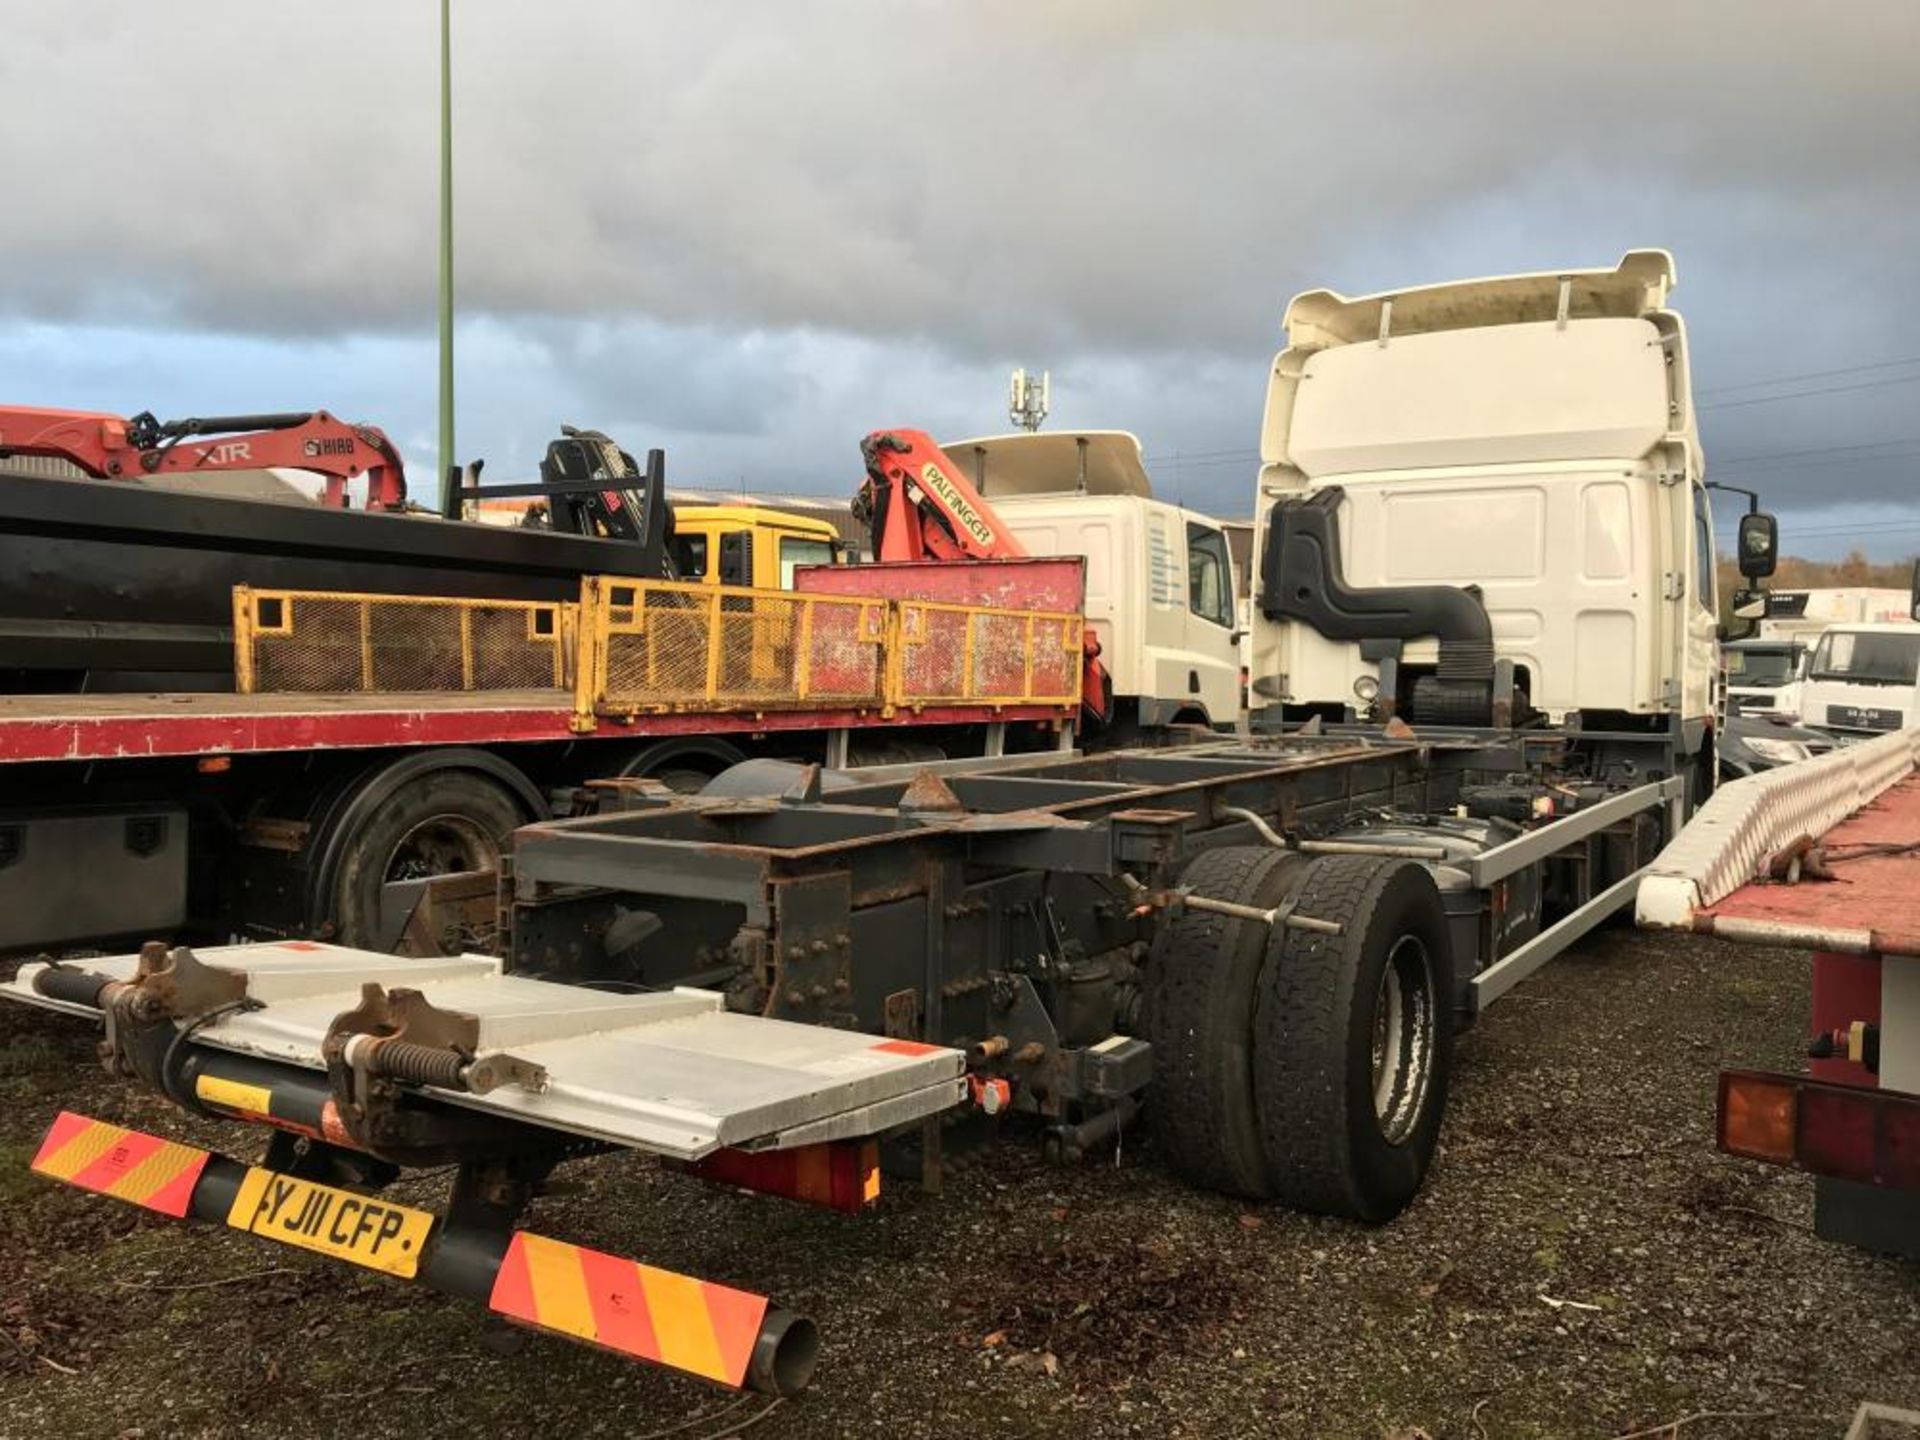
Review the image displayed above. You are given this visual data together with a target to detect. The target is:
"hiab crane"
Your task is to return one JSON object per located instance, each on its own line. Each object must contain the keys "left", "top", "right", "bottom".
{"left": 0, "top": 410, "right": 694, "bottom": 690}
{"left": 854, "top": 427, "right": 1027, "bottom": 563}
{"left": 849, "top": 427, "right": 1249, "bottom": 738}
{"left": 853, "top": 427, "right": 1114, "bottom": 724}
{"left": 0, "top": 404, "right": 408, "bottom": 510}
{"left": 0, "top": 402, "right": 672, "bottom": 553}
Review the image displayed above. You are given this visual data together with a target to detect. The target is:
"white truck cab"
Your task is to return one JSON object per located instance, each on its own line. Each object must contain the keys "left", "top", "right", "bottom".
{"left": 1800, "top": 622, "right": 1920, "bottom": 736}
{"left": 1247, "top": 250, "right": 1720, "bottom": 787}
{"left": 939, "top": 430, "right": 1242, "bottom": 732}
{"left": 1723, "top": 636, "right": 1807, "bottom": 721}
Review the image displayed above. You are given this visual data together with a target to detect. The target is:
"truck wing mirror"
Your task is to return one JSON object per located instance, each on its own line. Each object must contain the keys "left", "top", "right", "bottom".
{"left": 1730, "top": 589, "right": 1768, "bottom": 621}
{"left": 1910, "top": 557, "right": 1919, "bottom": 622}
{"left": 1737, "top": 512, "right": 1779, "bottom": 579}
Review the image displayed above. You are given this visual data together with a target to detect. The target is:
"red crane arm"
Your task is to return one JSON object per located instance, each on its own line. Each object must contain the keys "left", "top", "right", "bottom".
{"left": 855, "top": 429, "right": 1030, "bottom": 562}
{"left": 0, "top": 406, "right": 408, "bottom": 511}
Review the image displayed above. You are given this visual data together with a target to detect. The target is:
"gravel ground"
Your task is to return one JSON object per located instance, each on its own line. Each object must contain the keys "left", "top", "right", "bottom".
{"left": 3, "top": 929, "right": 1918, "bottom": 1440}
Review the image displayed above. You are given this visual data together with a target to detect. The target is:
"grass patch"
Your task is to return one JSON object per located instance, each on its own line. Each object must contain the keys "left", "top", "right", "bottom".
{"left": 0, "top": 1033, "right": 67, "bottom": 1077}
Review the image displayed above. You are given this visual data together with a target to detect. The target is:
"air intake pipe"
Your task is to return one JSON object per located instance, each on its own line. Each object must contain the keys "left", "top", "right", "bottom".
{"left": 1258, "top": 487, "right": 1497, "bottom": 724}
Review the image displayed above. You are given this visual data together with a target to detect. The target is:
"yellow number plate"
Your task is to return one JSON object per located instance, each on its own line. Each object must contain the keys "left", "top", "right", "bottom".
{"left": 226, "top": 1167, "right": 434, "bottom": 1278}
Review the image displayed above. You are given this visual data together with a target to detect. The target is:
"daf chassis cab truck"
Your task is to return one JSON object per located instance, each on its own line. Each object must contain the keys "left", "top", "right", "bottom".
{"left": 0, "top": 252, "right": 1781, "bottom": 1398}
{"left": 1247, "top": 250, "right": 1724, "bottom": 804}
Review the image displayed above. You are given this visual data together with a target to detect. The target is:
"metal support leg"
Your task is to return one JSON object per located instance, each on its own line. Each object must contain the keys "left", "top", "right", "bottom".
{"left": 824, "top": 728, "right": 851, "bottom": 771}
{"left": 984, "top": 722, "right": 1006, "bottom": 758}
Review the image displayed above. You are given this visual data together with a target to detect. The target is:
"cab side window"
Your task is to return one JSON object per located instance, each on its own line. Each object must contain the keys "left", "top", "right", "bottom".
{"left": 719, "top": 532, "right": 752, "bottom": 587}
{"left": 778, "top": 536, "right": 835, "bottom": 589}
{"left": 1187, "top": 524, "right": 1234, "bottom": 629}
{"left": 672, "top": 533, "right": 709, "bottom": 579}
{"left": 1691, "top": 484, "right": 1716, "bottom": 614}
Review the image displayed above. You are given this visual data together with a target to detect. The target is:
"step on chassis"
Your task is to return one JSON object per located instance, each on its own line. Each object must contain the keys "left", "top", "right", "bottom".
{"left": 4, "top": 730, "right": 1683, "bottom": 1393}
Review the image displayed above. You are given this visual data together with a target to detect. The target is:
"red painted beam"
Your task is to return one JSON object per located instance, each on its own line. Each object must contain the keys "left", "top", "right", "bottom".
{"left": 0, "top": 699, "right": 1070, "bottom": 765}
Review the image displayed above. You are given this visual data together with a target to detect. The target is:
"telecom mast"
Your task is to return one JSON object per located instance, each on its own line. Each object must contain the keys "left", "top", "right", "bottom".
{"left": 1009, "top": 369, "right": 1050, "bottom": 432}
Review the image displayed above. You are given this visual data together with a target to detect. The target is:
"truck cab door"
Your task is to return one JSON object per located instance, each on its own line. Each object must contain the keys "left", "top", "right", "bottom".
{"left": 1182, "top": 521, "right": 1242, "bottom": 725}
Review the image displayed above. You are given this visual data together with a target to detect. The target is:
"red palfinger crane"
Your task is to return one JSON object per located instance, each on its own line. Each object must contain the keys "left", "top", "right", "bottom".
{"left": 855, "top": 428, "right": 1027, "bottom": 563}
{"left": 0, "top": 405, "right": 408, "bottom": 511}
{"left": 854, "top": 428, "right": 1112, "bottom": 723}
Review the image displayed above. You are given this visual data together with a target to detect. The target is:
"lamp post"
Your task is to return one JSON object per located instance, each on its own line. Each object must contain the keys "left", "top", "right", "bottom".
{"left": 437, "top": 0, "right": 456, "bottom": 513}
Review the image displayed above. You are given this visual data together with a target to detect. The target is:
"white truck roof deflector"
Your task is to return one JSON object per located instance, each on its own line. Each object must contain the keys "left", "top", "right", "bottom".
{"left": 937, "top": 430, "right": 1154, "bottom": 499}
{"left": 1283, "top": 249, "right": 1675, "bottom": 349}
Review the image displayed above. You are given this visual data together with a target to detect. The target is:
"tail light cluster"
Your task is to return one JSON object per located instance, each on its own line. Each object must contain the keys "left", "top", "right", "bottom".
{"left": 682, "top": 1138, "right": 881, "bottom": 1214}
{"left": 1720, "top": 1069, "right": 1920, "bottom": 1190}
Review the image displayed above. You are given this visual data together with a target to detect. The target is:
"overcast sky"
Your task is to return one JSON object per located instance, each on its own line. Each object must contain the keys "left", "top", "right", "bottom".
{"left": 3, "top": 2, "right": 1917, "bottom": 557}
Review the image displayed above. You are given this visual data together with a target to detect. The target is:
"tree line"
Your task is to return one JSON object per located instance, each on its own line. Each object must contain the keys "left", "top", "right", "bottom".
{"left": 1716, "top": 549, "right": 1917, "bottom": 625}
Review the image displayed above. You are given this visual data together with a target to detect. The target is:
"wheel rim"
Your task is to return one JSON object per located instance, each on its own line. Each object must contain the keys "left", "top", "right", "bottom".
{"left": 1370, "top": 933, "right": 1436, "bottom": 1145}
{"left": 383, "top": 812, "right": 499, "bottom": 883}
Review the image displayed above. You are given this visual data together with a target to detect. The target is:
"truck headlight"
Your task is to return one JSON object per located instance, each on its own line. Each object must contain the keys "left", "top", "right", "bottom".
{"left": 1745, "top": 737, "right": 1810, "bottom": 765}
{"left": 1353, "top": 674, "right": 1380, "bottom": 702}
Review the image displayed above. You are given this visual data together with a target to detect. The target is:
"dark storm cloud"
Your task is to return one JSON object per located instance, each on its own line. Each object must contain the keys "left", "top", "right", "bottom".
{"left": 0, "top": 1, "right": 1916, "bottom": 530}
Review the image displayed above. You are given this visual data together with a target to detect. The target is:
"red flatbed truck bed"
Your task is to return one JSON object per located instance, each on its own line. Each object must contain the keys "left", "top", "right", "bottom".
{"left": 0, "top": 689, "right": 1072, "bottom": 766}
{"left": 1637, "top": 728, "right": 1920, "bottom": 1254}
{"left": 1698, "top": 773, "right": 1920, "bottom": 957}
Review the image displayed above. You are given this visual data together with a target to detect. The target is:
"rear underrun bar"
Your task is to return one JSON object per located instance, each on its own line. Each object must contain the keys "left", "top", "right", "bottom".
{"left": 28, "top": 1110, "right": 820, "bottom": 1396}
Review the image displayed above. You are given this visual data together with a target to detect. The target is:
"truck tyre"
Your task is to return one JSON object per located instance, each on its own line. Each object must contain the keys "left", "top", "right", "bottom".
{"left": 1686, "top": 735, "right": 1716, "bottom": 819}
{"left": 1145, "top": 845, "right": 1306, "bottom": 1198}
{"left": 1252, "top": 855, "right": 1454, "bottom": 1223}
{"left": 612, "top": 737, "right": 748, "bottom": 795}
{"left": 329, "top": 769, "right": 527, "bottom": 949}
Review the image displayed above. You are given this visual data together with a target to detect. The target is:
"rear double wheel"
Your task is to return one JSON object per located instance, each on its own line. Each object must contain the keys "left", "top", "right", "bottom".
{"left": 1145, "top": 846, "right": 1306, "bottom": 1197}
{"left": 329, "top": 769, "right": 529, "bottom": 950}
{"left": 1145, "top": 847, "right": 1454, "bottom": 1222}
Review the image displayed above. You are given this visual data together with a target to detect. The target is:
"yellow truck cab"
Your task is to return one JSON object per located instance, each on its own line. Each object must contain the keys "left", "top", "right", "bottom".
{"left": 671, "top": 505, "right": 842, "bottom": 589}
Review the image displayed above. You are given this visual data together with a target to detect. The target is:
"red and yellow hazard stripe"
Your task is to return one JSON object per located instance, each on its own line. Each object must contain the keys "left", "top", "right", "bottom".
{"left": 30, "top": 1110, "right": 208, "bottom": 1219}
{"left": 27, "top": 1113, "right": 795, "bottom": 1390}
{"left": 489, "top": 1232, "right": 769, "bottom": 1388}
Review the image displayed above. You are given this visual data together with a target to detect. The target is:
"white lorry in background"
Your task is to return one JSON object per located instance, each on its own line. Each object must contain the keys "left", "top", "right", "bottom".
{"left": 1247, "top": 249, "right": 1728, "bottom": 804}
{"left": 1743, "top": 587, "right": 1912, "bottom": 728}
{"left": 1801, "top": 622, "right": 1920, "bottom": 736}
{"left": 1759, "top": 587, "right": 1911, "bottom": 641}
{"left": 939, "top": 429, "right": 1242, "bottom": 735}
{"left": 1724, "top": 635, "right": 1809, "bottom": 720}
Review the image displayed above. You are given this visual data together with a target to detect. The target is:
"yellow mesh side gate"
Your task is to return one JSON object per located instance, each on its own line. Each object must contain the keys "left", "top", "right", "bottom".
{"left": 580, "top": 577, "right": 889, "bottom": 714}
{"left": 232, "top": 580, "right": 1083, "bottom": 721}
{"left": 893, "top": 602, "right": 1082, "bottom": 708}
{"left": 233, "top": 587, "right": 571, "bottom": 695}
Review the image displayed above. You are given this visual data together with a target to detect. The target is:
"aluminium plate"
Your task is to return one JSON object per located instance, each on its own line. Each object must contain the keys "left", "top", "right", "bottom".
{"left": 2, "top": 942, "right": 964, "bottom": 1161}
